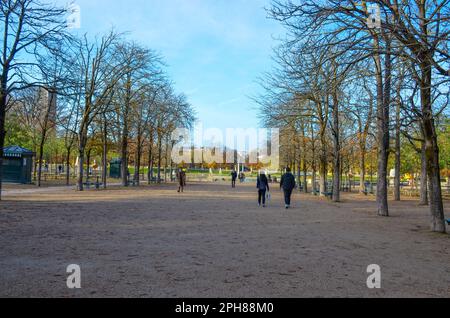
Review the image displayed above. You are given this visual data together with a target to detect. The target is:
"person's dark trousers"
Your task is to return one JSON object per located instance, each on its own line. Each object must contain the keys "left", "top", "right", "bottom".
{"left": 284, "top": 189, "right": 293, "bottom": 206}
{"left": 232, "top": 179, "right": 236, "bottom": 188}
{"left": 258, "top": 190, "right": 267, "bottom": 205}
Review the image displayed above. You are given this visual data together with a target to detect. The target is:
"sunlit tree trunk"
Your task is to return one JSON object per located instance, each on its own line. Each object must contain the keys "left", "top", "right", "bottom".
{"left": 374, "top": 35, "right": 390, "bottom": 217}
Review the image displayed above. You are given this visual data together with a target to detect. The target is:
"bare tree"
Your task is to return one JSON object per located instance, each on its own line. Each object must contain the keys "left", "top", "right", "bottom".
{"left": 0, "top": 0, "right": 69, "bottom": 199}
{"left": 268, "top": 0, "right": 449, "bottom": 232}
{"left": 72, "top": 31, "right": 125, "bottom": 191}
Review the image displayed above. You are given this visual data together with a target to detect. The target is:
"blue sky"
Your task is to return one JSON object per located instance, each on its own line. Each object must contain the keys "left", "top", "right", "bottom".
{"left": 58, "top": 0, "right": 285, "bottom": 129}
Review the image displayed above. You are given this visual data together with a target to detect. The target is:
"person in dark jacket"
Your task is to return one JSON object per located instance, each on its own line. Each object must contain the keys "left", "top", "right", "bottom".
{"left": 257, "top": 173, "right": 270, "bottom": 207}
{"left": 231, "top": 170, "right": 238, "bottom": 188}
{"left": 280, "top": 167, "right": 296, "bottom": 209}
{"left": 176, "top": 168, "right": 187, "bottom": 193}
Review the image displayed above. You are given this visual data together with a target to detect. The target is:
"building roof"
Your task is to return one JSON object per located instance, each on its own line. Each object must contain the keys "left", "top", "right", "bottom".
{"left": 3, "top": 146, "right": 34, "bottom": 158}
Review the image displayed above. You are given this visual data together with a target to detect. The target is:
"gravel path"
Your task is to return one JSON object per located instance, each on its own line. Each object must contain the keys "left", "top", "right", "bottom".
{"left": 0, "top": 182, "right": 449, "bottom": 298}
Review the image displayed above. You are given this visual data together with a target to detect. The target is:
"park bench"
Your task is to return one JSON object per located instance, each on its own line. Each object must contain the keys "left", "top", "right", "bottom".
{"left": 401, "top": 188, "right": 418, "bottom": 197}
{"left": 82, "top": 177, "right": 103, "bottom": 190}
{"left": 312, "top": 188, "right": 332, "bottom": 199}
{"left": 82, "top": 181, "right": 93, "bottom": 189}
{"left": 82, "top": 181, "right": 102, "bottom": 190}
{"left": 321, "top": 191, "right": 333, "bottom": 199}
{"left": 128, "top": 177, "right": 138, "bottom": 187}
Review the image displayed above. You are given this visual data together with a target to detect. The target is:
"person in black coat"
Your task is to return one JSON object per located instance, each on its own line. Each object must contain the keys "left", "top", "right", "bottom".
{"left": 257, "top": 173, "right": 270, "bottom": 207}
{"left": 176, "top": 169, "right": 187, "bottom": 193}
{"left": 280, "top": 167, "right": 296, "bottom": 209}
{"left": 231, "top": 170, "right": 238, "bottom": 188}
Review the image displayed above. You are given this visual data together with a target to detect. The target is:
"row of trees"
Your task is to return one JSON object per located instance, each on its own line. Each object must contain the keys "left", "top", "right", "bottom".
{"left": 0, "top": 0, "right": 196, "bottom": 198}
{"left": 258, "top": 0, "right": 449, "bottom": 233}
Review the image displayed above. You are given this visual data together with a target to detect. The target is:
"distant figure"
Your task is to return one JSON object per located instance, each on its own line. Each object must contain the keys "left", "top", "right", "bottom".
{"left": 177, "top": 168, "right": 187, "bottom": 193}
{"left": 58, "top": 165, "right": 63, "bottom": 175}
{"left": 257, "top": 173, "right": 270, "bottom": 208}
{"left": 231, "top": 170, "right": 238, "bottom": 188}
{"left": 239, "top": 172, "right": 246, "bottom": 183}
{"left": 280, "top": 167, "right": 296, "bottom": 209}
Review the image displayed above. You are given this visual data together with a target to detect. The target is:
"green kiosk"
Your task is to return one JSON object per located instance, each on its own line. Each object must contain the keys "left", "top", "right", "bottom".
{"left": 2, "top": 146, "right": 34, "bottom": 184}
{"left": 109, "top": 158, "right": 122, "bottom": 179}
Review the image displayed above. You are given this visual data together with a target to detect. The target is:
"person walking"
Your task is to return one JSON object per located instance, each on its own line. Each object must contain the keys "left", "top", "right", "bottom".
{"left": 280, "top": 167, "right": 296, "bottom": 209}
{"left": 257, "top": 173, "right": 270, "bottom": 207}
{"left": 231, "top": 170, "right": 238, "bottom": 188}
{"left": 177, "top": 168, "right": 186, "bottom": 193}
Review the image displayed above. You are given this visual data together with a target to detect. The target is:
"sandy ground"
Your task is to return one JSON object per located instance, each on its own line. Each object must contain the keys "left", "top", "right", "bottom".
{"left": 0, "top": 182, "right": 449, "bottom": 298}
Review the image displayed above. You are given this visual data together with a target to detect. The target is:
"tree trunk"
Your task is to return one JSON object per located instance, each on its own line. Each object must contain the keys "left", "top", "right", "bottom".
{"left": 37, "top": 137, "right": 46, "bottom": 187}
{"left": 102, "top": 141, "right": 107, "bottom": 189}
{"left": 135, "top": 141, "right": 142, "bottom": 186}
{"left": 332, "top": 92, "right": 340, "bottom": 202}
{"left": 77, "top": 147, "right": 85, "bottom": 191}
{"left": 169, "top": 141, "right": 174, "bottom": 183}
{"left": 301, "top": 123, "right": 308, "bottom": 193}
{"left": 37, "top": 91, "right": 54, "bottom": 187}
{"left": 0, "top": 89, "right": 6, "bottom": 201}
{"left": 310, "top": 122, "right": 317, "bottom": 194}
{"left": 86, "top": 148, "right": 91, "bottom": 183}
{"left": 420, "top": 60, "right": 446, "bottom": 233}
{"left": 319, "top": 137, "right": 327, "bottom": 195}
{"left": 121, "top": 131, "right": 129, "bottom": 187}
{"left": 374, "top": 36, "right": 390, "bottom": 217}
{"left": 312, "top": 164, "right": 317, "bottom": 194}
{"left": 302, "top": 161, "right": 308, "bottom": 194}
{"left": 65, "top": 148, "right": 71, "bottom": 186}
{"left": 394, "top": 102, "right": 401, "bottom": 201}
{"left": 164, "top": 138, "right": 170, "bottom": 182}
{"left": 424, "top": 125, "right": 445, "bottom": 232}
{"left": 33, "top": 144, "right": 38, "bottom": 182}
{"left": 419, "top": 141, "right": 428, "bottom": 205}
{"left": 147, "top": 145, "right": 153, "bottom": 185}
{"left": 157, "top": 133, "right": 162, "bottom": 183}
{"left": 359, "top": 145, "right": 366, "bottom": 194}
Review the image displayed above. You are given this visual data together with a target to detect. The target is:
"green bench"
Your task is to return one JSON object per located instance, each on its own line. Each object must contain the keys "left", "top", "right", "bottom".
{"left": 82, "top": 180, "right": 103, "bottom": 190}
{"left": 321, "top": 191, "right": 333, "bottom": 199}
